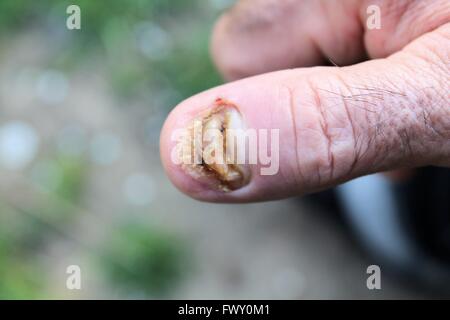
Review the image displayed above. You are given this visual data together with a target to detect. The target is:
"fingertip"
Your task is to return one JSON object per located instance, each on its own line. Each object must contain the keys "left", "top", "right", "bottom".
{"left": 159, "top": 90, "right": 252, "bottom": 202}
{"left": 159, "top": 75, "right": 300, "bottom": 203}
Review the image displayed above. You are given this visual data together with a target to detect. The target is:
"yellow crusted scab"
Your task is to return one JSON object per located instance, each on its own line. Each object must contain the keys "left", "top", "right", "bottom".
{"left": 179, "top": 99, "right": 249, "bottom": 192}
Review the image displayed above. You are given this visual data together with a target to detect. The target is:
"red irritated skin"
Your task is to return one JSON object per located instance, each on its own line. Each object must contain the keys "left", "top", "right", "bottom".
{"left": 160, "top": 0, "right": 450, "bottom": 204}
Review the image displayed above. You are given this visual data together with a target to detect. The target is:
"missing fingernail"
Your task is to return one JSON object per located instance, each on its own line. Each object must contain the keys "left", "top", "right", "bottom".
{"left": 176, "top": 98, "right": 250, "bottom": 192}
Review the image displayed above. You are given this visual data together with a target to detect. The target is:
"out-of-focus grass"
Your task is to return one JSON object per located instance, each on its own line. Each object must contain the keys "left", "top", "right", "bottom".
{"left": 0, "top": 0, "right": 197, "bottom": 35}
{"left": 0, "top": 253, "right": 45, "bottom": 299}
{"left": 101, "top": 222, "right": 190, "bottom": 297}
{"left": 0, "top": 205, "right": 46, "bottom": 299}
{"left": 0, "top": 0, "right": 223, "bottom": 104}
{"left": 31, "top": 155, "right": 87, "bottom": 205}
{"left": 0, "top": 154, "right": 88, "bottom": 299}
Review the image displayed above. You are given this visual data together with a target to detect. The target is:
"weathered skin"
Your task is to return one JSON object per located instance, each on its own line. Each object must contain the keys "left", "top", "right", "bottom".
{"left": 160, "top": 0, "right": 450, "bottom": 203}
{"left": 177, "top": 99, "right": 249, "bottom": 192}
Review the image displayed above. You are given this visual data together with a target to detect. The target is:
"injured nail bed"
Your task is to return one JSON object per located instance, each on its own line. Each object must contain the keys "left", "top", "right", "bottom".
{"left": 175, "top": 98, "right": 251, "bottom": 192}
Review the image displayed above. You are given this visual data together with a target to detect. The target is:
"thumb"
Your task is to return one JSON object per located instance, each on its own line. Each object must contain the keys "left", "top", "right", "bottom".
{"left": 160, "top": 24, "right": 449, "bottom": 202}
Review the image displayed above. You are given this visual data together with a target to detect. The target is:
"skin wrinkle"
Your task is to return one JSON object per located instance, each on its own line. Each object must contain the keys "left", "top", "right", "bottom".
{"left": 418, "top": 85, "right": 448, "bottom": 160}
{"left": 398, "top": 129, "right": 414, "bottom": 165}
{"left": 279, "top": 84, "right": 305, "bottom": 189}
{"left": 387, "top": 48, "right": 449, "bottom": 164}
{"left": 375, "top": 99, "right": 410, "bottom": 168}
{"left": 357, "top": 84, "right": 404, "bottom": 168}
{"left": 306, "top": 76, "right": 336, "bottom": 184}
{"left": 317, "top": 88, "right": 378, "bottom": 113}
{"left": 333, "top": 72, "right": 360, "bottom": 178}
{"left": 315, "top": 87, "right": 374, "bottom": 175}
{"left": 421, "top": 109, "right": 443, "bottom": 140}
{"left": 409, "top": 46, "right": 449, "bottom": 83}
{"left": 418, "top": 86, "right": 448, "bottom": 140}
{"left": 303, "top": 74, "right": 417, "bottom": 185}
{"left": 388, "top": 94, "right": 427, "bottom": 167}
{"left": 355, "top": 131, "right": 372, "bottom": 170}
{"left": 317, "top": 85, "right": 378, "bottom": 177}
{"left": 314, "top": 72, "right": 424, "bottom": 175}
{"left": 361, "top": 68, "right": 410, "bottom": 152}
{"left": 404, "top": 45, "right": 450, "bottom": 139}
{"left": 348, "top": 84, "right": 406, "bottom": 168}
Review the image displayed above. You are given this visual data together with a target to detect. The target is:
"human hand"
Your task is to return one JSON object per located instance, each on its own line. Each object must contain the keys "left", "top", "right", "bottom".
{"left": 160, "top": 0, "right": 449, "bottom": 202}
